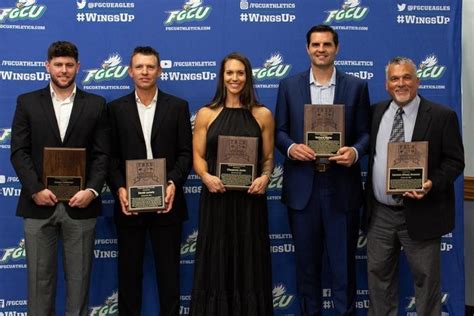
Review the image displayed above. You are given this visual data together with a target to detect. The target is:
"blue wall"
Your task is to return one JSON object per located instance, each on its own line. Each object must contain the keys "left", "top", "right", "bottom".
{"left": 0, "top": 0, "right": 463, "bottom": 315}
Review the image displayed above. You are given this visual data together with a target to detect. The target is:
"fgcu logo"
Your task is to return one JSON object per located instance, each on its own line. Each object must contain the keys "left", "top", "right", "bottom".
{"left": 190, "top": 112, "right": 197, "bottom": 133}
{"left": 267, "top": 164, "right": 283, "bottom": 190}
{"left": 101, "top": 183, "right": 111, "bottom": 194}
{"left": 0, "top": 0, "right": 46, "bottom": 23}
{"left": 417, "top": 55, "right": 446, "bottom": 80}
{"left": 82, "top": 54, "right": 128, "bottom": 84}
{"left": 181, "top": 230, "right": 198, "bottom": 257}
{"left": 406, "top": 292, "right": 448, "bottom": 311}
{"left": 89, "top": 292, "right": 118, "bottom": 316}
{"left": 0, "top": 239, "right": 26, "bottom": 264}
{"left": 164, "top": 0, "right": 212, "bottom": 26}
{"left": 357, "top": 229, "right": 367, "bottom": 249}
{"left": 324, "top": 0, "right": 369, "bottom": 24}
{"left": 272, "top": 284, "right": 295, "bottom": 309}
{"left": 252, "top": 54, "right": 291, "bottom": 81}
{"left": 0, "top": 128, "right": 12, "bottom": 144}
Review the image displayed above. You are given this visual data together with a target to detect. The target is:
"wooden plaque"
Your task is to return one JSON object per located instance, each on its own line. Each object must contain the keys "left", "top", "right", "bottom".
{"left": 386, "top": 141, "right": 428, "bottom": 194}
{"left": 216, "top": 136, "right": 258, "bottom": 190}
{"left": 126, "top": 158, "right": 166, "bottom": 212}
{"left": 43, "top": 147, "right": 86, "bottom": 202}
{"left": 304, "top": 104, "right": 345, "bottom": 157}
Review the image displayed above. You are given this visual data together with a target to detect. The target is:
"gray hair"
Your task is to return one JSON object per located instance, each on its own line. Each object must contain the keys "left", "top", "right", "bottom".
{"left": 385, "top": 56, "right": 417, "bottom": 80}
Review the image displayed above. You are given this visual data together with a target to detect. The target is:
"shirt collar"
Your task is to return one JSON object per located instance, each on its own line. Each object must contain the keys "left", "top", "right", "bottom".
{"left": 309, "top": 67, "right": 336, "bottom": 87}
{"left": 50, "top": 84, "right": 76, "bottom": 102}
{"left": 390, "top": 94, "right": 420, "bottom": 118}
{"left": 135, "top": 88, "right": 158, "bottom": 106}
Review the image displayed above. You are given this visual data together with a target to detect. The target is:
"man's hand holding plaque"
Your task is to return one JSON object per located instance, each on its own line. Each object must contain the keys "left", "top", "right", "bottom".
{"left": 43, "top": 147, "right": 86, "bottom": 202}
{"left": 216, "top": 135, "right": 258, "bottom": 190}
{"left": 304, "top": 104, "right": 345, "bottom": 157}
{"left": 126, "top": 158, "right": 167, "bottom": 213}
{"left": 32, "top": 188, "right": 58, "bottom": 206}
{"left": 403, "top": 179, "right": 432, "bottom": 200}
{"left": 386, "top": 141, "right": 429, "bottom": 195}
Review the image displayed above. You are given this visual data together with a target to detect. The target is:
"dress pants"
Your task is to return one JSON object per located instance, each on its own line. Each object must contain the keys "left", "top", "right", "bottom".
{"left": 117, "top": 221, "right": 182, "bottom": 316}
{"left": 288, "top": 171, "right": 358, "bottom": 316}
{"left": 367, "top": 200, "right": 441, "bottom": 316}
{"left": 24, "top": 203, "right": 96, "bottom": 316}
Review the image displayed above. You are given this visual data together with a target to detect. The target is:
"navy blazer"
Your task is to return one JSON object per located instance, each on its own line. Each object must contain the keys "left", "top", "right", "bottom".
{"left": 275, "top": 69, "right": 370, "bottom": 211}
{"left": 365, "top": 97, "right": 464, "bottom": 240}
{"left": 11, "top": 86, "right": 110, "bottom": 219}
{"left": 107, "top": 90, "right": 192, "bottom": 226}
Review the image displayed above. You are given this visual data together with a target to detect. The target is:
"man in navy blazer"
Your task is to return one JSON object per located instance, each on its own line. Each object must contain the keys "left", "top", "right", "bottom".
{"left": 107, "top": 46, "right": 192, "bottom": 316}
{"left": 364, "top": 57, "right": 464, "bottom": 315}
{"left": 275, "top": 25, "right": 370, "bottom": 315}
{"left": 11, "top": 41, "right": 109, "bottom": 315}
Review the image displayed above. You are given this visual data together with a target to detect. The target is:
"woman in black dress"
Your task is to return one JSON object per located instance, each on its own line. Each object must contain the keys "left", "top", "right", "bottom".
{"left": 190, "top": 52, "right": 275, "bottom": 316}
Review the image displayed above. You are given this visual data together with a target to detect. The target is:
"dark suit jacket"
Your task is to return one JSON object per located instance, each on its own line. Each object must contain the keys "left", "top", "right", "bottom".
{"left": 107, "top": 90, "right": 192, "bottom": 226}
{"left": 365, "top": 96, "right": 464, "bottom": 240}
{"left": 275, "top": 69, "right": 370, "bottom": 211}
{"left": 11, "top": 86, "right": 110, "bottom": 219}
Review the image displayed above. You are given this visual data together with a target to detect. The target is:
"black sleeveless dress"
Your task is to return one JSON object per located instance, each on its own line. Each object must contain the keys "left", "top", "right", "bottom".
{"left": 190, "top": 107, "right": 273, "bottom": 316}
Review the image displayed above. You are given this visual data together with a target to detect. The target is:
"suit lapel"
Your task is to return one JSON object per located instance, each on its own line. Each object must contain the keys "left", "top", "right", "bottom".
{"left": 411, "top": 97, "right": 431, "bottom": 141}
{"left": 63, "top": 88, "right": 85, "bottom": 144}
{"left": 299, "top": 70, "right": 311, "bottom": 105}
{"left": 39, "top": 87, "right": 62, "bottom": 143}
{"left": 151, "top": 90, "right": 170, "bottom": 141}
{"left": 334, "top": 70, "right": 346, "bottom": 104}
{"left": 296, "top": 71, "right": 311, "bottom": 134}
{"left": 125, "top": 92, "right": 146, "bottom": 142}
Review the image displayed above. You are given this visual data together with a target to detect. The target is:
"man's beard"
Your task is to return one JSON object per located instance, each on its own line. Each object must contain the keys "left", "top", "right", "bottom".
{"left": 50, "top": 74, "right": 76, "bottom": 89}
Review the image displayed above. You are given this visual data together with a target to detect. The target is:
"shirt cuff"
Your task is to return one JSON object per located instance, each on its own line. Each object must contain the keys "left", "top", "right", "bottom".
{"left": 86, "top": 188, "right": 99, "bottom": 198}
{"left": 287, "top": 143, "right": 296, "bottom": 160}
{"left": 351, "top": 147, "right": 359, "bottom": 163}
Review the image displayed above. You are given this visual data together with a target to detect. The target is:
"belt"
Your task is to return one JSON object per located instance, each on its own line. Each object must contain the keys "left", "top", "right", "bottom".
{"left": 315, "top": 163, "right": 330, "bottom": 173}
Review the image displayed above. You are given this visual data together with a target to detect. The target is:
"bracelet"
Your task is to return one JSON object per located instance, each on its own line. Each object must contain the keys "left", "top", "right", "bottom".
{"left": 261, "top": 171, "right": 272, "bottom": 177}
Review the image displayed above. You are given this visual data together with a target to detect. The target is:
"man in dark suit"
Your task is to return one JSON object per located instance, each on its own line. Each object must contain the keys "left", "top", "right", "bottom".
{"left": 10, "top": 41, "right": 109, "bottom": 315}
{"left": 275, "top": 25, "right": 370, "bottom": 315}
{"left": 365, "top": 56, "right": 464, "bottom": 315}
{"left": 107, "top": 46, "right": 192, "bottom": 316}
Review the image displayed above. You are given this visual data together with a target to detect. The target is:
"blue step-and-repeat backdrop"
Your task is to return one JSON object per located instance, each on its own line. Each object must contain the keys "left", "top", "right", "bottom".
{"left": 0, "top": 0, "right": 463, "bottom": 315}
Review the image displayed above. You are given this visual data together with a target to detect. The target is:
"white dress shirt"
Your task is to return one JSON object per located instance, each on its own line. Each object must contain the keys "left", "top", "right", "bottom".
{"left": 50, "top": 84, "right": 98, "bottom": 197}
{"left": 50, "top": 84, "right": 76, "bottom": 142}
{"left": 136, "top": 89, "right": 158, "bottom": 160}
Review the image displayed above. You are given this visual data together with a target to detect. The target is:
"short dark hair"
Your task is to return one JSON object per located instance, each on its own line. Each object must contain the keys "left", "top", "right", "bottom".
{"left": 47, "top": 41, "right": 78, "bottom": 61}
{"left": 209, "top": 52, "right": 260, "bottom": 110}
{"left": 306, "top": 24, "right": 339, "bottom": 47}
{"left": 129, "top": 46, "right": 160, "bottom": 67}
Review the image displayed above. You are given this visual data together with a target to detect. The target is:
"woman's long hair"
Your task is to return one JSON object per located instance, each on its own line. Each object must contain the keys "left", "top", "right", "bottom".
{"left": 208, "top": 52, "right": 260, "bottom": 110}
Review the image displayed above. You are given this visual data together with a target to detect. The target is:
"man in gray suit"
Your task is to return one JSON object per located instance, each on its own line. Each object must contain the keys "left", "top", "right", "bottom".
{"left": 11, "top": 41, "right": 110, "bottom": 315}
{"left": 364, "top": 56, "right": 464, "bottom": 315}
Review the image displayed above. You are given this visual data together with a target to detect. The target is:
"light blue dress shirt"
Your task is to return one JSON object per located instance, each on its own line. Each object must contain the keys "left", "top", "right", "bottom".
{"left": 372, "top": 95, "right": 420, "bottom": 205}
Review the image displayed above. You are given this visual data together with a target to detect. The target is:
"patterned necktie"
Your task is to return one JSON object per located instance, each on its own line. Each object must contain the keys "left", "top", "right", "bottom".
{"left": 389, "top": 107, "right": 404, "bottom": 203}
{"left": 389, "top": 107, "right": 405, "bottom": 143}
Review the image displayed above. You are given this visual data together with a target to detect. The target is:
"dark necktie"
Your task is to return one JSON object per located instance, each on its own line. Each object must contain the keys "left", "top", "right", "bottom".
{"left": 389, "top": 107, "right": 404, "bottom": 203}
